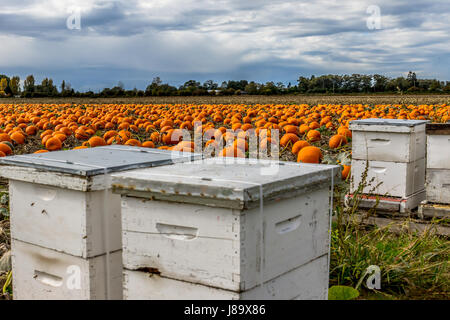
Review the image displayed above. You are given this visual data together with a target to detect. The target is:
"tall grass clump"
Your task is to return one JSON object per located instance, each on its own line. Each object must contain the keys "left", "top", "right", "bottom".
{"left": 329, "top": 170, "right": 449, "bottom": 299}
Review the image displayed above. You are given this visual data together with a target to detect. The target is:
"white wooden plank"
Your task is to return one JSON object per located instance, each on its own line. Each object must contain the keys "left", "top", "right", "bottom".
{"left": 427, "top": 135, "right": 450, "bottom": 169}
{"left": 352, "top": 131, "right": 426, "bottom": 162}
{"left": 123, "top": 255, "right": 328, "bottom": 300}
{"left": 240, "top": 188, "right": 330, "bottom": 291}
{"left": 9, "top": 180, "right": 122, "bottom": 258}
{"left": 11, "top": 239, "right": 123, "bottom": 300}
{"left": 121, "top": 196, "right": 238, "bottom": 239}
{"left": 351, "top": 158, "right": 426, "bottom": 198}
{"left": 426, "top": 169, "right": 450, "bottom": 204}
{"left": 121, "top": 189, "right": 331, "bottom": 292}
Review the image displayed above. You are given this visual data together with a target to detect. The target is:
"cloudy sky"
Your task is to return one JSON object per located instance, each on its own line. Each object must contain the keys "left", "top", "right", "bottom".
{"left": 0, "top": 0, "right": 449, "bottom": 91}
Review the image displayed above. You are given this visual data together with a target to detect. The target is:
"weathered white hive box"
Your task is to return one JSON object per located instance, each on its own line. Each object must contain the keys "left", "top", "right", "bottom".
{"left": 350, "top": 118, "right": 427, "bottom": 162}
{"left": 112, "top": 158, "right": 340, "bottom": 300}
{"left": 351, "top": 158, "right": 425, "bottom": 198}
{"left": 350, "top": 119, "right": 428, "bottom": 199}
{"left": 425, "top": 123, "right": 450, "bottom": 204}
{"left": 0, "top": 145, "right": 198, "bottom": 300}
{"left": 11, "top": 238, "right": 123, "bottom": 300}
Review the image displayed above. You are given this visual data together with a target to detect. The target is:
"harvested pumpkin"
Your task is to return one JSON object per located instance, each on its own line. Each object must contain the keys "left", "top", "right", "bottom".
{"left": 297, "top": 146, "right": 323, "bottom": 164}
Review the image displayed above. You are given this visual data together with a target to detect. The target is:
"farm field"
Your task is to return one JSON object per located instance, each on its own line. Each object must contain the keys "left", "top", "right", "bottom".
{"left": 0, "top": 96, "right": 449, "bottom": 300}
{"left": 0, "top": 97, "right": 448, "bottom": 160}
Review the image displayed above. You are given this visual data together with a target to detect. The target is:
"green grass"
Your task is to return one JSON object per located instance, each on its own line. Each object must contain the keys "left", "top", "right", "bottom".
{"left": 329, "top": 181, "right": 450, "bottom": 300}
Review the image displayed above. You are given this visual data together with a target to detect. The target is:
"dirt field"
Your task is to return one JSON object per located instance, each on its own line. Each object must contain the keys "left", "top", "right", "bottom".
{"left": 2, "top": 94, "right": 450, "bottom": 106}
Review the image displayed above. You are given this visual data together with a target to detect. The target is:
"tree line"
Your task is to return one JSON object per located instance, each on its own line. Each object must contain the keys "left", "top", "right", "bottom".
{"left": 1, "top": 72, "right": 449, "bottom": 98}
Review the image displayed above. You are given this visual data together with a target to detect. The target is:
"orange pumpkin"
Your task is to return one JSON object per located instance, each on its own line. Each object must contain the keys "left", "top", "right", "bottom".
{"left": 329, "top": 134, "right": 347, "bottom": 149}
{"left": 306, "top": 130, "right": 321, "bottom": 142}
{"left": 291, "top": 140, "right": 310, "bottom": 155}
{"left": 280, "top": 133, "right": 300, "bottom": 147}
{"left": 0, "top": 143, "right": 12, "bottom": 155}
{"left": 342, "top": 165, "right": 351, "bottom": 179}
{"left": 45, "top": 137, "right": 62, "bottom": 151}
{"left": 297, "top": 146, "right": 323, "bottom": 164}
{"left": 142, "top": 141, "right": 155, "bottom": 148}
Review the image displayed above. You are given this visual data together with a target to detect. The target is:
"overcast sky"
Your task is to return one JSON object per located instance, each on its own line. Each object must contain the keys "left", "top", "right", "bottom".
{"left": 0, "top": 0, "right": 449, "bottom": 91}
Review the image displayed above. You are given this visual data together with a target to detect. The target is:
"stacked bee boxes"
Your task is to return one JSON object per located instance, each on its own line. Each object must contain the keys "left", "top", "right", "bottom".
{"left": 112, "top": 158, "right": 340, "bottom": 300}
{"left": 0, "top": 146, "right": 198, "bottom": 300}
{"left": 419, "top": 123, "right": 450, "bottom": 218}
{"left": 349, "top": 119, "right": 428, "bottom": 213}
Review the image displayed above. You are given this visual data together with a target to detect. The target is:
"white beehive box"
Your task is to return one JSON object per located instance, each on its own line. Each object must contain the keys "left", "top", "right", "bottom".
{"left": 0, "top": 146, "right": 197, "bottom": 258}
{"left": 425, "top": 124, "right": 450, "bottom": 204}
{"left": 0, "top": 146, "right": 199, "bottom": 300}
{"left": 350, "top": 119, "right": 428, "bottom": 162}
{"left": 426, "top": 169, "right": 450, "bottom": 204}
{"left": 112, "top": 158, "right": 340, "bottom": 299}
{"left": 123, "top": 255, "right": 328, "bottom": 300}
{"left": 351, "top": 158, "right": 426, "bottom": 198}
{"left": 426, "top": 124, "right": 450, "bottom": 170}
{"left": 11, "top": 239, "right": 123, "bottom": 300}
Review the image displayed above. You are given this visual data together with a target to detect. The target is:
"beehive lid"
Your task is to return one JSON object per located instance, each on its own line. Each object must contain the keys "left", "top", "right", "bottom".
{"left": 349, "top": 118, "right": 428, "bottom": 133}
{"left": 112, "top": 158, "right": 340, "bottom": 209}
{"left": 0, "top": 145, "right": 199, "bottom": 177}
{"left": 426, "top": 123, "right": 450, "bottom": 135}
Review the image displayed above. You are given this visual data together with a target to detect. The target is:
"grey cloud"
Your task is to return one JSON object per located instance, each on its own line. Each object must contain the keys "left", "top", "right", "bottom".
{"left": 0, "top": 0, "right": 449, "bottom": 90}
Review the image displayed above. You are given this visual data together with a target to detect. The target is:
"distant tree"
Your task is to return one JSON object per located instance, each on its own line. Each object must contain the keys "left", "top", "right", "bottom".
{"left": 297, "top": 76, "right": 310, "bottom": 93}
{"left": 244, "top": 81, "right": 260, "bottom": 95}
{"left": 203, "top": 80, "right": 218, "bottom": 91}
{"left": 152, "top": 77, "right": 162, "bottom": 86}
{"left": 23, "top": 75, "right": 35, "bottom": 93}
{"left": 373, "top": 74, "right": 388, "bottom": 92}
{"left": 38, "top": 78, "right": 58, "bottom": 96}
{"left": 407, "top": 71, "right": 417, "bottom": 88}
{"left": 0, "top": 78, "right": 7, "bottom": 94}
{"left": 9, "top": 76, "right": 20, "bottom": 95}
{"left": 276, "top": 82, "right": 285, "bottom": 93}
{"left": 182, "top": 80, "right": 201, "bottom": 89}
{"left": 443, "top": 82, "right": 450, "bottom": 92}
{"left": 429, "top": 80, "right": 442, "bottom": 92}
{"left": 260, "top": 82, "right": 279, "bottom": 95}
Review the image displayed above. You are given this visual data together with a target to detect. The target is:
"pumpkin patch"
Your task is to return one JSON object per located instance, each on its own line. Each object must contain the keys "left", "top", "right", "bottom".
{"left": 0, "top": 102, "right": 447, "bottom": 183}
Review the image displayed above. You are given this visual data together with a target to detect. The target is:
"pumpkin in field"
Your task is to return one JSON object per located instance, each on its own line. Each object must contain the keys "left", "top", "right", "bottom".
{"left": 306, "top": 130, "right": 321, "bottom": 142}
{"left": 40, "top": 130, "right": 53, "bottom": 139}
{"left": 299, "top": 124, "right": 310, "bottom": 135}
{"left": 125, "top": 139, "right": 142, "bottom": 147}
{"left": 88, "top": 136, "right": 107, "bottom": 147}
{"left": 53, "top": 133, "right": 67, "bottom": 142}
{"left": 297, "top": 146, "right": 323, "bottom": 164}
{"left": 309, "top": 121, "right": 320, "bottom": 130}
{"left": 283, "top": 125, "right": 298, "bottom": 135}
{"left": 341, "top": 165, "right": 351, "bottom": 179}
{"left": 291, "top": 140, "right": 310, "bottom": 155}
{"left": 219, "top": 146, "right": 245, "bottom": 158}
{"left": 25, "top": 125, "right": 38, "bottom": 135}
{"left": 172, "top": 141, "right": 194, "bottom": 153}
{"left": 329, "top": 134, "right": 348, "bottom": 149}
{"left": 103, "top": 130, "right": 118, "bottom": 141}
{"left": 10, "top": 132, "right": 25, "bottom": 144}
{"left": 280, "top": 133, "right": 300, "bottom": 147}
{"left": 45, "top": 137, "right": 62, "bottom": 151}
{"left": 0, "top": 133, "right": 12, "bottom": 143}
{"left": 142, "top": 141, "right": 155, "bottom": 148}
{"left": 0, "top": 143, "right": 13, "bottom": 155}
{"left": 337, "top": 127, "right": 352, "bottom": 139}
